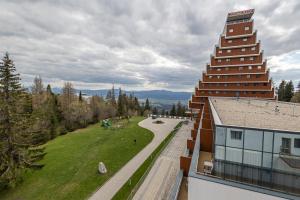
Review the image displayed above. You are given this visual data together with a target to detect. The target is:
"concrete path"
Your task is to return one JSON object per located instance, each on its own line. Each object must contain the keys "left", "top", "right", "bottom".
{"left": 89, "top": 117, "right": 182, "bottom": 200}
{"left": 133, "top": 121, "right": 192, "bottom": 200}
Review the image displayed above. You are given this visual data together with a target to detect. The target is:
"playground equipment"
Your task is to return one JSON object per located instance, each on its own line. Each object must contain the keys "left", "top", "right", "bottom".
{"left": 101, "top": 119, "right": 112, "bottom": 128}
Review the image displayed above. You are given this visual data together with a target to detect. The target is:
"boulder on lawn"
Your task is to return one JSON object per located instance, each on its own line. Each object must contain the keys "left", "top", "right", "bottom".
{"left": 98, "top": 162, "right": 107, "bottom": 174}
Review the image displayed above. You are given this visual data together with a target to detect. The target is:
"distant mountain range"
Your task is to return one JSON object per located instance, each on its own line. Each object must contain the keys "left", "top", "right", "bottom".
{"left": 52, "top": 88, "right": 191, "bottom": 108}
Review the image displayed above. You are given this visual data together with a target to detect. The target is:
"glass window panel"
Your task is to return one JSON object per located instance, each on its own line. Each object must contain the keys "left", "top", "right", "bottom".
{"left": 244, "top": 150, "right": 262, "bottom": 166}
{"left": 262, "top": 152, "right": 272, "bottom": 168}
{"left": 263, "top": 131, "right": 273, "bottom": 152}
{"left": 215, "top": 126, "right": 226, "bottom": 146}
{"left": 226, "top": 147, "right": 242, "bottom": 163}
{"left": 215, "top": 145, "right": 225, "bottom": 160}
{"left": 244, "top": 129, "right": 263, "bottom": 151}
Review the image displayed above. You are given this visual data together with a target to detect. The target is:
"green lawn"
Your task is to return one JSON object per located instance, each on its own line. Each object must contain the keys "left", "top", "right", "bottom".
{"left": 0, "top": 116, "right": 153, "bottom": 200}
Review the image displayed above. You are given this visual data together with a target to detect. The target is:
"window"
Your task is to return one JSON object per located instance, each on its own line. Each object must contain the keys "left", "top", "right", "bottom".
{"left": 226, "top": 58, "right": 230, "bottom": 62}
{"left": 247, "top": 74, "right": 251, "bottom": 79}
{"left": 251, "top": 47, "right": 256, "bottom": 51}
{"left": 227, "top": 49, "right": 231, "bottom": 53}
{"left": 228, "top": 40, "right": 232, "bottom": 43}
{"left": 217, "top": 68, "right": 221, "bottom": 71}
{"left": 218, "top": 59, "right": 221, "bottom": 63}
{"left": 240, "top": 57, "right": 245, "bottom": 61}
{"left": 209, "top": 76, "right": 213, "bottom": 79}
{"left": 225, "top": 67, "right": 229, "bottom": 71}
{"left": 243, "top": 38, "right": 248, "bottom": 42}
{"left": 231, "top": 131, "right": 242, "bottom": 140}
{"left": 245, "top": 26, "right": 250, "bottom": 31}
{"left": 256, "top": 74, "right": 261, "bottom": 78}
{"left": 294, "top": 139, "right": 300, "bottom": 148}
{"left": 218, "top": 50, "right": 222, "bottom": 54}
{"left": 248, "top": 66, "right": 252, "bottom": 70}
{"left": 224, "top": 83, "right": 228, "bottom": 87}
{"left": 241, "top": 48, "right": 246, "bottom": 52}
{"left": 229, "top": 29, "right": 233, "bottom": 33}
{"left": 216, "top": 91, "right": 220, "bottom": 94}
{"left": 250, "top": 57, "right": 254, "bottom": 61}
{"left": 217, "top": 75, "right": 220, "bottom": 79}
{"left": 258, "top": 66, "right": 262, "bottom": 70}
{"left": 239, "top": 66, "right": 243, "bottom": 71}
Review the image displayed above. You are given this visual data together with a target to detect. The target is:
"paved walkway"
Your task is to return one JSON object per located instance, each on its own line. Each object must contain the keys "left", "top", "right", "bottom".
{"left": 89, "top": 117, "right": 182, "bottom": 200}
{"left": 133, "top": 121, "right": 192, "bottom": 200}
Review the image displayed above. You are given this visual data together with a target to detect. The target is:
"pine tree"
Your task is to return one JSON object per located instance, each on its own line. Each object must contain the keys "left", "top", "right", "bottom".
{"left": 161, "top": 109, "right": 165, "bottom": 115}
{"left": 152, "top": 107, "right": 158, "bottom": 115}
{"left": 111, "top": 85, "right": 117, "bottom": 107}
{"left": 0, "top": 53, "right": 44, "bottom": 188}
{"left": 79, "top": 91, "right": 83, "bottom": 102}
{"left": 145, "top": 98, "right": 151, "bottom": 110}
{"left": 170, "top": 104, "right": 176, "bottom": 116}
{"left": 176, "top": 101, "right": 182, "bottom": 116}
{"left": 278, "top": 80, "right": 286, "bottom": 101}
{"left": 284, "top": 80, "right": 294, "bottom": 102}
{"left": 117, "top": 88, "right": 124, "bottom": 116}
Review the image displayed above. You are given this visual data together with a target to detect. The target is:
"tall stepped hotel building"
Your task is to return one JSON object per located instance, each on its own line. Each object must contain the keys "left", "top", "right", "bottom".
{"left": 178, "top": 9, "right": 300, "bottom": 200}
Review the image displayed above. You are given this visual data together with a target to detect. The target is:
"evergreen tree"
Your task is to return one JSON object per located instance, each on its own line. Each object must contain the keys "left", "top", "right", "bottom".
{"left": 152, "top": 107, "right": 158, "bottom": 115}
{"left": 161, "top": 109, "right": 165, "bottom": 115}
{"left": 170, "top": 104, "right": 176, "bottom": 116}
{"left": 134, "top": 97, "right": 141, "bottom": 114}
{"left": 117, "top": 88, "right": 124, "bottom": 116}
{"left": 145, "top": 98, "right": 151, "bottom": 111}
{"left": 111, "top": 85, "right": 117, "bottom": 107}
{"left": 284, "top": 80, "right": 294, "bottom": 102}
{"left": 176, "top": 101, "right": 182, "bottom": 116}
{"left": 79, "top": 91, "right": 83, "bottom": 102}
{"left": 0, "top": 53, "right": 44, "bottom": 188}
{"left": 278, "top": 80, "right": 286, "bottom": 101}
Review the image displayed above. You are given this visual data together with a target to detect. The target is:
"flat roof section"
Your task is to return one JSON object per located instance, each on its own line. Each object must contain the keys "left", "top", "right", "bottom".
{"left": 209, "top": 97, "right": 300, "bottom": 133}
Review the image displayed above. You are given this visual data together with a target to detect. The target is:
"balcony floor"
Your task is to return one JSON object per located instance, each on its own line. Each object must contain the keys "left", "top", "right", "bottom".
{"left": 197, "top": 151, "right": 213, "bottom": 173}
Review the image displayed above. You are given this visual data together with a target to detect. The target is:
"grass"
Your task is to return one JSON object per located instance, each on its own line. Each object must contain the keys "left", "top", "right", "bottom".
{"left": 112, "top": 121, "right": 183, "bottom": 200}
{"left": 0, "top": 116, "right": 154, "bottom": 200}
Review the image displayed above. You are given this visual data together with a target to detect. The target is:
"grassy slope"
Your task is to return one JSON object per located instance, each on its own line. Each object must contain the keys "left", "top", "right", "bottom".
{"left": 0, "top": 117, "right": 153, "bottom": 200}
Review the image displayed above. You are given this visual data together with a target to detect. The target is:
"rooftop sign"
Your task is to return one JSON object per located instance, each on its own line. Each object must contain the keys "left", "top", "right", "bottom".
{"left": 227, "top": 9, "right": 255, "bottom": 22}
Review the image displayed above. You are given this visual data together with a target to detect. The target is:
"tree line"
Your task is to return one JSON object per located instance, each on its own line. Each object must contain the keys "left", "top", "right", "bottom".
{"left": 151, "top": 101, "right": 187, "bottom": 117}
{"left": 0, "top": 53, "right": 154, "bottom": 189}
{"left": 277, "top": 80, "right": 300, "bottom": 103}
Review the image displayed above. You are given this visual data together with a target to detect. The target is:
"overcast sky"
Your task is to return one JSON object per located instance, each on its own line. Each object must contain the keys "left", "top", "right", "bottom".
{"left": 1, "top": 0, "right": 300, "bottom": 91}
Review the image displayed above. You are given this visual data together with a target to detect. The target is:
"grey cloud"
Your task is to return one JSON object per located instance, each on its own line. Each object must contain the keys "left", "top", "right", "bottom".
{"left": 0, "top": 0, "right": 299, "bottom": 91}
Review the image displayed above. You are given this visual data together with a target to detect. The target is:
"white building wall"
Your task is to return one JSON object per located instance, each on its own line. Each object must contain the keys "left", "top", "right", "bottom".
{"left": 274, "top": 132, "right": 300, "bottom": 155}
{"left": 188, "top": 177, "right": 285, "bottom": 200}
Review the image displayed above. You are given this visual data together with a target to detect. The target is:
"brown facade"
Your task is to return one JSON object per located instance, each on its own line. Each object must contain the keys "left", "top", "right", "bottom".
{"left": 187, "top": 10, "right": 275, "bottom": 156}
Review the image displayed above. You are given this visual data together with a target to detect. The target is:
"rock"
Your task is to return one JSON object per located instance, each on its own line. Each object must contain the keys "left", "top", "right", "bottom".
{"left": 98, "top": 162, "right": 107, "bottom": 174}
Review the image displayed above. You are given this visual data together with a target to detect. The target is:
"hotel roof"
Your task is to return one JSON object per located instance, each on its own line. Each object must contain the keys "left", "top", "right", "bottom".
{"left": 209, "top": 97, "right": 300, "bottom": 133}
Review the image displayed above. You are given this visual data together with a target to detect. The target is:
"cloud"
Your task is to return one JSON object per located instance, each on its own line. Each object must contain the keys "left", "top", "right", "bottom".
{"left": 0, "top": 0, "right": 300, "bottom": 91}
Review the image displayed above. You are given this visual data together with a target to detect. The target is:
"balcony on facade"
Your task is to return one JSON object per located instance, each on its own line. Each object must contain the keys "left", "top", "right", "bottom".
{"left": 220, "top": 31, "right": 256, "bottom": 47}
{"left": 215, "top": 43, "right": 260, "bottom": 57}
{"left": 211, "top": 52, "right": 262, "bottom": 66}
{"left": 198, "top": 81, "right": 273, "bottom": 91}
{"left": 206, "top": 62, "right": 266, "bottom": 75}
{"left": 194, "top": 89, "right": 275, "bottom": 99}
{"left": 202, "top": 72, "right": 269, "bottom": 83}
